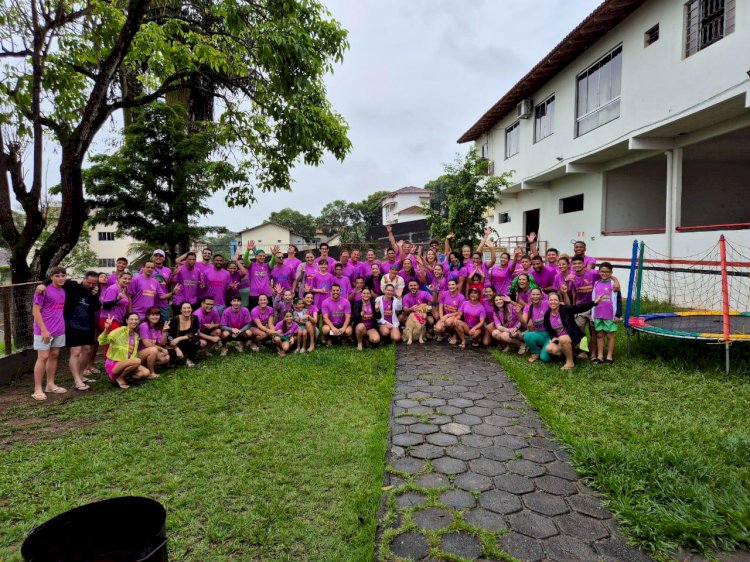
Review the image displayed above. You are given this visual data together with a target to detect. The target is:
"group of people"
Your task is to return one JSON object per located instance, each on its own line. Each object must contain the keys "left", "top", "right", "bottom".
{"left": 30, "top": 225, "right": 621, "bottom": 400}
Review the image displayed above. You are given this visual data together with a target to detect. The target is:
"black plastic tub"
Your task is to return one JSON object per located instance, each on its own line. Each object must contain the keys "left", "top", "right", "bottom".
{"left": 21, "top": 496, "right": 168, "bottom": 562}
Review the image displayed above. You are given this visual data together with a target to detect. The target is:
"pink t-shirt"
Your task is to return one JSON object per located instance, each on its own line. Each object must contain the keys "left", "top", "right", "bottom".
{"left": 332, "top": 275, "right": 352, "bottom": 298}
{"left": 101, "top": 283, "right": 129, "bottom": 324}
{"left": 129, "top": 275, "right": 166, "bottom": 317}
{"left": 439, "top": 291, "right": 465, "bottom": 315}
{"left": 524, "top": 300, "right": 550, "bottom": 332}
{"left": 194, "top": 307, "right": 220, "bottom": 330}
{"left": 221, "top": 307, "right": 251, "bottom": 329}
{"left": 359, "top": 301, "right": 376, "bottom": 330}
{"left": 548, "top": 311, "right": 567, "bottom": 336}
{"left": 493, "top": 306, "right": 519, "bottom": 329}
{"left": 138, "top": 322, "right": 163, "bottom": 350}
{"left": 322, "top": 296, "right": 351, "bottom": 327}
{"left": 531, "top": 265, "right": 557, "bottom": 291}
{"left": 314, "top": 256, "right": 336, "bottom": 271}
{"left": 568, "top": 269, "right": 599, "bottom": 304}
{"left": 490, "top": 263, "right": 514, "bottom": 296}
{"left": 270, "top": 264, "right": 294, "bottom": 290}
{"left": 250, "top": 305, "right": 274, "bottom": 327}
{"left": 202, "top": 267, "right": 231, "bottom": 304}
{"left": 402, "top": 290, "right": 432, "bottom": 310}
{"left": 248, "top": 262, "right": 271, "bottom": 296}
{"left": 172, "top": 265, "right": 201, "bottom": 305}
{"left": 460, "top": 301, "right": 486, "bottom": 328}
{"left": 312, "top": 272, "right": 334, "bottom": 308}
{"left": 274, "top": 320, "right": 299, "bottom": 337}
{"left": 33, "top": 285, "right": 66, "bottom": 336}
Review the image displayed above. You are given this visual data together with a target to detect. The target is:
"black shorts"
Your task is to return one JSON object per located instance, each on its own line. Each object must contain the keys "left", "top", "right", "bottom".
{"left": 66, "top": 327, "right": 95, "bottom": 348}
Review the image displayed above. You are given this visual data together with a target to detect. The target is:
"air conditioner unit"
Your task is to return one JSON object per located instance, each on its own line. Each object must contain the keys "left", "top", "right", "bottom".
{"left": 516, "top": 99, "right": 533, "bottom": 119}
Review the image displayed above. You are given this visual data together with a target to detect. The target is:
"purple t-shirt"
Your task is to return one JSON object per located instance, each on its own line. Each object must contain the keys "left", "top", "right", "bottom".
{"left": 582, "top": 255, "right": 597, "bottom": 269}
{"left": 250, "top": 305, "right": 274, "bottom": 327}
{"left": 439, "top": 291, "right": 465, "bottom": 315}
{"left": 322, "top": 296, "right": 351, "bottom": 327}
{"left": 129, "top": 275, "right": 166, "bottom": 317}
{"left": 285, "top": 257, "right": 301, "bottom": 276}
{"left": 381, "top": 258, "right": 401, "bottom": 273}
{"left": 568, "top": 269, "right": 599, "bottom": 304}
{"left": 493, "top": 306, "right": 519, "bottom": 329}
{"left": 524, "top": 300, "right": 550, "bottom": 332}
{"left": 221, "top": 307, "right": 251, "bottom": 329}
{"left": 172, "top": 265, "right": 201, "bottom": 305}
{"left": 312, "top": 272, "right": 334, "bottom": 308}
{"left": 138, "top": 322, "right": 163, "bottom": 350}
{"left": 592, "top": 278, "right": 616, "bottom": 320}
{"left": 359, "top": 301, "right": 376, "bottom": 330}
{"left": 429, "top": 276, "right": 448, "bottom": 297}
{"left": 332, "top": 275, "right": 352, "bottom": 298}
{"left": 101, "top": 283, "right": 130, "bottom": 324}
{"left": 483, "top": 300, "right": 495, "bottom": 323}
{"left": 314, "top": 256, "right": 336, "bottom": 271}
{"left": 201, "top": 267, "right": 231, "bottom": 304}
{"left": 347, "top": 261, "right": 362, "bottom": 283}
{"left": 490, "top": 263, "right": 514, "bottom": 296}
{"left": 33, "top": 285, "right": 66, "bottom": 336}
{"left": 548, "top": 311, "right": 568, "bottom": 337}
{"left": 402, "top": 290, "right": 432, "bottom": 310}
{"left": 270, "top": 264, "right": 294, "bottom": 291}
{"left": 463, "top": 262, "right": 488, "bottom": 284}
{"left": 531, "top": 265, "right": 557, "bottom": 291}
{"left": 275, "top": 320, "right": 299, "bottom": 337}
{"left": 248, "top": 262, "right": 271, "bottom": 297}
{"left": 300, "top": 264, "right": 319, "bottom": 295}
{"left": 360, "top": 260, "right": 381, "bottom": 279}
{"left": 398, "top": 268, "right": 418, "bottom": 286}
{"left": 194, "top": 307, "right": 220, "bottom": 330}
{"left": 460, "top": 301, "right": 486, "bottom": 329}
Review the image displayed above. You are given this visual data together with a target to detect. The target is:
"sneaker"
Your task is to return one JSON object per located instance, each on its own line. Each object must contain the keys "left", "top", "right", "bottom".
{"left": 237, "top": 342, "right": 245, "bottom": 353}
{"left": 517, "top": 344, "right": 527, "bottom": 355}
{"left": 220, "top": 345, "right": 228, "bottom": 357}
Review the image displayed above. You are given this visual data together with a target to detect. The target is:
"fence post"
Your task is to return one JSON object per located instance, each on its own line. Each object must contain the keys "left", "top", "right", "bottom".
{"left": 2, "top": 286, "right": 10, "bottom": 355}
{"left": 719, "top": 235, "right": 731, "bottom": 375}
{"left": 624, "top": 239, "right": 639, "bottom": 357}
{"left": 634, "top": 241, "right": 645, "bottom": 318}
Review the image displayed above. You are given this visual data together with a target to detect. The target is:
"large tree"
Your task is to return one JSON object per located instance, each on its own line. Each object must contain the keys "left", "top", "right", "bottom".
{"left": 423, "top": 149, "right": 511, "bottom": 249}
{"left": 84, "top": 102, "right": 229, "bottom": 262}
{"left": 0, "top": 0, "right": 350, "bottom": 282}
{"left": 267, "top": 208, "right": 317, "bottom": 242}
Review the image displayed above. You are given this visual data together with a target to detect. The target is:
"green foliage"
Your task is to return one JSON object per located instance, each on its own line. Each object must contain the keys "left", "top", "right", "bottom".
{"left": 315, "top": 190, "right": 390, "bottom": 243}
{"left": 84, "top": 102, "right": 228, "bottom": 260}
{"left": 353, "top": 190, "right": 390, "bottom": 236}
{"left": 267, "top": 208, "right": 317, "bottom": 242}
{"left": 423, "top": 149, "right": 510, "bottom": 248}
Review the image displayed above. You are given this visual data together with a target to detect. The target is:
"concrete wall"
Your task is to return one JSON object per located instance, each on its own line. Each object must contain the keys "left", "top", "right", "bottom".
{"left": 604, "top": 155, "right": 667, "bottom": 232}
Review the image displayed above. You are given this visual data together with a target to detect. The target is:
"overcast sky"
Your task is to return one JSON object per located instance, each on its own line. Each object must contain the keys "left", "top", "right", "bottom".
{"left": 143, "top": 1, "right": 604, "bottom": 232}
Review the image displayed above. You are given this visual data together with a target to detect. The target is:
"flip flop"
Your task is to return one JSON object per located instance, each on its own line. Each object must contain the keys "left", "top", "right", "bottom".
{"left": 591, "top": 358, "right": 602, "bottom": 365}
{"left": 45, "top": 385, "right": 67, "bottom": 394}
{"left": 604, "top": 359, "right": 614, "bottom": 365}
{"left": 31, "top": 392, "right": 47, "bottom": 401}
{"left": 73, "top": 383, "right": 90, "bottom": 391}
{"left": 82, "top": 377, "right": 96, "bottom": 383}
{"left": 560, "top": 365, "right": 575, "bottom": 371}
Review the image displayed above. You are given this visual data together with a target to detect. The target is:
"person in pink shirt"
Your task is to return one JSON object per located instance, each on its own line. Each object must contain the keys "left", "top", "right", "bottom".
{"left": 381, "top": 247, "right": 401, "bottom": 273}
{"left": 545, "top": 248, "right": 560, "bottom": 270}
{"left": 375, "top": 283, "right": 402, "bottom": 342}
{"left": 481, "top": 286, "right": 497, "bottom": 346}
{"left": 567, "top": 255, "right": 601, "bottom": 359}
{"left": 531, "top": 255, "right": 558, "bottom": 293}
{"left": 381, "top": 264, "right": 405, "bottom": 298}
{"left": 311, "top": 259, "right": 334, "bottom": 309}
{"left": 314, "top": 243, "right": 336, "bottom": 271}
{"left": 490, "top": 295, "right": 525, "bottom": 352}
{"left": 249, "top": 294, "right": 275, "bottom": 351}
{"left": 201, "top": 254, "right": 232, "bottom": 315}
{"left": 321, "top": 284, "right": 352, "bottom": 345}
{"left": 361, "top": 249, "right": 380, "bottom": 279}
{"left": 347, "top": 249, "right": 363, "bottom": 284}
{"left": 171, "top": 251, "right": 201, "bottom": 316}
{"left": 353, "top": 287, "right": 380, "bottom": 351}
{"left": 434, "top": 279, "right": 465, "bottom": 343}
{"left": 489, "top": 252, "right": 516, "bottom": 297}
{"left": 106, "top": 257, "right": 129, "bottom": 287}
{"left": 573, "top": 241, "right": 596, "bottom": 270}
{"left": 522, "top": 288, "right": 551, "bottom": 362}
{"left": 272, "top": 287, "right": 296, "bottom": 321}
{"left": 129, "top": 261, "right": 179, "bottom": 319}
{"left": 399, "top": 258, "right": 418, "bottom": 287}
{"left": 137, "top": 307, "right": 170, "bottom": 376}
{"left": 456, "top": 288, "right": 486, "bottom": 349}
{"left": 100, "top": 271, "right": 131, "bottom": 330}
{"left": 365, "top": 262, "right": 383, "bottom": 297}
{"left": 285, "top": 245, "right": 301, "bottom": 277}
{"left": 193, "top": 297, "right": 221, "bottom": 351}
{"left": 339, "top": 250, "right": 357, "bottom": 282}
{"left": 246, "top": 241, "right": 272, "bottom": 310}
{"left": 296, "top": 251, "right": 318, "bottom": 299}
{"left": 332, "top": 262, "right": 352, "bottom": 298}
{"left": 552, "top": 256, "right": 572, "bottom": 297}
{"left": 400, "top": 280, "right": 433, "bottom": 329}
{"left": 220, "top": 296, "right": 253, "bottom": 354}
{"left": 273, "top": 310, "right": 299, "bottom": 357}
{"left": 302, "top": 291, "right": 319, "bottom": 352}
{"left": 31, "top": 266, "right": 68, "bottom": 400}
{"left": 225, "top": 260, "right": 247, "bottom": 305}
{"left": 269, "top": 249, "right": 295, "bottom": 291}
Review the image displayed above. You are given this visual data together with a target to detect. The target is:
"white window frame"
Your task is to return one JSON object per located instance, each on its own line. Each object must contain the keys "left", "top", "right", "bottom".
{"left": 533, "top": 95, "right": 555, "bottom": 143}
{"left": 684, "top": 0, "right": 735, "bottom": 58}
{"left": 505, "top": 121, "right": 520, "bottom": 159}
{"left": 575, "top": 45, "right": 622, "bottom": 137}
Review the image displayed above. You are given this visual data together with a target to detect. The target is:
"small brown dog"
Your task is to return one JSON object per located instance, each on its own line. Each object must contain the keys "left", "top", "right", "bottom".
{"left": 403, "top": 303, "right": 432, "bottom": 344}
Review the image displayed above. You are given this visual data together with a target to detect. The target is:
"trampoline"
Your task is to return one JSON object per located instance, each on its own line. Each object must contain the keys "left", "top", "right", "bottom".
{"left": 628, "top": 312, "right": 750, "bottom": 341}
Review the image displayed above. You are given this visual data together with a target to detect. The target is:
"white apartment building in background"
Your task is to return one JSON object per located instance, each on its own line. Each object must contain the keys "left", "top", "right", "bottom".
{"left": 88, "top": 222, "right": 139, "bottom": 270}
{"left": 460, "top": 0, "right": 749, "bottom": 267}
{"left": 381, "top": 187, "right": 431, "bottom": 225}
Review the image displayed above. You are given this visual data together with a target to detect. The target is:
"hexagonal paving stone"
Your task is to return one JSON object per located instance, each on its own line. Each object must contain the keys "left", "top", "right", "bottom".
{"left": 594, "top": 536, "right": 653, "bottom": 562}
{"left": 535, "top": 475, "right": 578, "bottom": 496}
{"left": 507, "top": 459, "right": 547, "bottom": 478}
{"left": 543, "top": 534, "right": 599, "bottom": 561}
{"left": 461, "top": 391, "right": 485, "bottom": 400}
{"left": 439, "top": 489, "right": 476, "bottom": 509}
{"left": 465, "top": 406, "right": 492, "bottom": 416}
{"left": 394, "top": 416, "right": 420, "bottom": 425}
{"left": 421, "top": 398, "right": 446, "bottom": 407}
{"left": 396, "top": 491, "right": 428, "bottom": 508}
{"left": 391, "top": 445, "right": 405, "bottom": 458}
{"left": 389, "top": 531, "right": 430, "bottom": 560}
{"left": 427, "top": 415, "right": 452, "bottom": 425}
{"left": 529, "top": 436, "right": 556, "bottom": 450}
{"left": 478, "top": 489, "right": 522, "bottom": 514}
{"left": 415, "top": 472, "right": 450, "bottom": 489}
{"left": 469, "top": 458, "right": 507, "bottom": 477}
{"left": 446, "top": 444, "right": 481, "bottom": 461}
{"left": 546, "top": 461, "right": 580, "bottom": 481}
{"left": 426, "top": 432, "right": 458, "bottom": 446}
{"left": 436, "top": 405, "right": 462, "bottom": 416}
{"left": 519, "top": 447, "right": 557, "bottom": 464}
{"left": 483, "top": 415, "right": 514, "bottom": 428}
{"left": 461, "top": 434, "right": 494, "bottom": 449}
{"left": 439, "top": 532, "right": 483, "bottom": 560}
{"left": 432, "top": 456, "right": 467, "bottom": 475}
{"left": 441, "top": 422, "right": 471, "bottom": 436}
{"left": 505, "top": 425, "right": 536, "bottom": 437}
{"left": 406, "top": 406, "right": 435, "bottom": 416}
{"left": 390, "top": 424, "right": 406, "bottom": 435}
{"left": 507, "top": 511, "right": 558, "bottom": 539}
{"left": 523, "top": 491, "right": 570, "bottom": 516}
{"left": 410, "top": 423, "right": 440, "bottom": 435}
{"left": 567, "top": 494, "right": 612, "bottom": 520}
{"left": 411, "top": 444, "right": 446, "bottom": 460}
{"left": 391, "top": 457, "right": 425, "bottom": 474}
{"left": 447, "top": 397, "right": 474, "bottom": 408}
{"left": 395, "top": 399, "right": 419, "bottom": 408}
{"left": 444, "top": 385, "right": 468, "bottom": 393}
{"left": 473, "top": 423, "right": 505, "bottom": 437}
{"left": 454, "top": 472, "right": 493, "bottom": 492}
{"left": 392, "top": 433, "right": 424, "bottom": 447}
{"left": 494, "top": 473, "right": 536, "bottom": 494}
{"left": 475, "top": 399, "right": 499, "bottom": 408}
{"left": 498, "top": 531, "right": 545, "bottom": 562}
{"left": 407, "top": 391, "right": 431, "bottom": 399}
{"left": 492, "top": 407, "right": 522, "bottom": 418}
{"left": 482, "top": 445, "right": 515, "bottom": 462}
{"left": 463, "top": 508, "right": 507, "bottom": 531}
{"left": 413, "top": 507, "right": 454, "bottom": 530}
{"left": 453, "top": 413, "right": 483, "bottom": 426}
{"left": 494, "top": 434, "right": 530, "bottom": 450}
{"left": 555, "top": 511, "right": 609, "bottom": 541}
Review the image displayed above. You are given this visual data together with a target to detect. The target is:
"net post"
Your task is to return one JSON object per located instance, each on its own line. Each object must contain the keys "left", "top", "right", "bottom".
{"left": 625, "top": 239, "right": 639, "bottom": 357}
{"left": 634, "top": 241, "right": 645, "bottom": 318}
{"left": 719, "top": 235, "right": 730, "bottom": 375}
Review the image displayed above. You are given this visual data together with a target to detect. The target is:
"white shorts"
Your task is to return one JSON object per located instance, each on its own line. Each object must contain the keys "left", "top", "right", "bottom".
{"left": 34, "top": 334, "right": 66, "bottom": 351}
{"left": 574, "top": 309, "right": 593, "bottom": 328}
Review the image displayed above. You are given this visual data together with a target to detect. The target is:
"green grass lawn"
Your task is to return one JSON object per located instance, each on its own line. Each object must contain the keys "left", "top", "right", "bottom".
{"left": 492, "top": 330, "right": 750, "bottom": 558}
{"left": 0, "top": 346, "right": 395, "bottom": 561}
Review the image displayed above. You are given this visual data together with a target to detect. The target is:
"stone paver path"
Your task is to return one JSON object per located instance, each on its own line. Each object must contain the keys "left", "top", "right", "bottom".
{"left": 376, "top": 343, "right": 652, "bottom": 562}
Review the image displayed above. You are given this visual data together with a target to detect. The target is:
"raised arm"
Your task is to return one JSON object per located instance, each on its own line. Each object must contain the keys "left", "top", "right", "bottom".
{"left": 444, "top": 233, "right": 454, "bottom": 259}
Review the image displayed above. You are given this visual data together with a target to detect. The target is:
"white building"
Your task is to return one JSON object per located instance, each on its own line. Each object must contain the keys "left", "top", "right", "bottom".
{"left": 237, "top": 222, "right": 309, "bottom": 253}
{"left": 381, "top": 187, "right": 431, "bottom": 225}
{"left": 88, "top": 221, "right": 139, "bottom": 270}
{"left": 460, "top": 0, "right": 750, "bottom": 269}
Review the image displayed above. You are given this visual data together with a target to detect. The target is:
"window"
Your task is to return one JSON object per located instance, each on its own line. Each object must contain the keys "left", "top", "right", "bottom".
{"left": 98, "top": 231, "right": 115, "bottom": 241}
{"left": 480, "top": 141, "right": 489, "bottom": 159}
{"left": 560, "top": 194, "right": 584, "bottom": 214}
{"left": 685, "top": 0, "right": 735, "bottom": 57}
{"left": 498, "top": 212, "right": 511, "bottom": 224}
{"left": 98, "top": 258, "right": 116, "bottom": 268}
{"left": 534, "top": 96, "right": 555, "bottom": 142}
{"left": 575, "top": 46, "right": 622, "bottom": 136}
{"left": 505, "top": 122, "right": 520, "bottom": 159}
{"left": 645, "top": 24, "right": 659, "bottom": 46}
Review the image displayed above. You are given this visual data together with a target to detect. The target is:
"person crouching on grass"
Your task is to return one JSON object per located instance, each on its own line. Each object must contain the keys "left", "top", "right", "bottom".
{"left": 99, "top": 313, "right": 152, "bottom": 389}
{"left": 273, "top": 311, "right": 298, "bottom": 357}
{"left": 220, "top": 296, "right": 253, "bottom": 355}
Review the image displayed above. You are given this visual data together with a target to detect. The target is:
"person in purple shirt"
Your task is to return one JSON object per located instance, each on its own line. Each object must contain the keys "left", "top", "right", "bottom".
{"left": 225, "top": 260, "right": 247, "bottom": 305}
{"left": 100, "top": 271, "right": 132, "bottom": 329}
{"left": 456, "top": 288, "right": 486, "bottom": 349}
{"left": 339, "top": 250, "right": 357, "bottom": 283}
{"left": 489, "top": 252, "right": 516, "bottom": 297}
{"left": 490, "top": 295, "right": 525, "bottom": 352}
{"left": 435, "top": 279, "right": 465, "bottom": 343}
{"left": 360, "top": 249, "right": 380, "bottom": 279}
{"left": 106, "top": 257, "right": 129, "bottom": 288}
{"left": 400, "top": 280, "right": 434, "bottom": 329}
{"left": 285, "top": 245, "right": 302, "bottom": 278}
{"left": 129, "top": 261, "right": 179, "bottom": 319}
{"left": 171, "top": 251, "right": 201, "bottom": 316}
{"left": 193, "top": 297, "right": 222, "bottom": 351}
{"left": 220, "top": 296, "right": 253, "bottom": 354}
{"left": 347, "top": 249, "right": 363, "bottom": 284}
{"left": 273, "top": 311, "right": 299, "bottom": 357}
{"left": 312, "top": 259, "right": 334, "bottom": 309}
{"left": 246, "top": 241, "right": 272, "bottom": 310}
{"left": 573, "top": 241, "right": 596, "bottom": 270}
{"left": 321, "top": 284, "right": 352, "bottom": 345}
{"left": 249, "top": 294, "right": 275, "bottom": 351}
{"left": 399, "top": 258, "right": 418, "bottom": 287}
{"left": 591, "top": 263, "right": 622, "bottom": 365}
{"left": 349, "top": 276, "right": 365, "bottom": 304}
{"left": 531, "top": 255, "right": 558, "bottom": 293}
{"left": 269, "top": 250, "right": 294, "bottom": 291}
{"left": 273, "top": 287, "right": 296, "bottom": 321}
{"left": 481, "top": 286, "right": 497, "bottom": 346}
{"left": 314, "top": 243, "right": 336, "bottom": 271}
{"left": 137, "top": 307, "right": 170, "bottom": 376}
{"left": 332, "top": 262, "right": 352, "bottom": 298}
{"left": 381, "top": 247, "right": 401, "bottom": 273}
{"left": 296, "top": 251, "right": 319, "bottom": 298}
{"left": 201, "top": 254, "right": 232, "bottom": 316}
{"left": 31, "top": 266, "right": 68, "bottom": 400}
{"left": 522, "top": 288, "right": 551, "bottom": 362}
{"left": 352, "top": 287, "right": 380, "bottom": 351}
{"left": 545, "top": 248, "right": 560, "bottom": 270}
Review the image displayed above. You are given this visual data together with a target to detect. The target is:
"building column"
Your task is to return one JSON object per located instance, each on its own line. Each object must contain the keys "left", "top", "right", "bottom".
{"left": 664, "top": 148, "right": 682, "bottom": 303}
